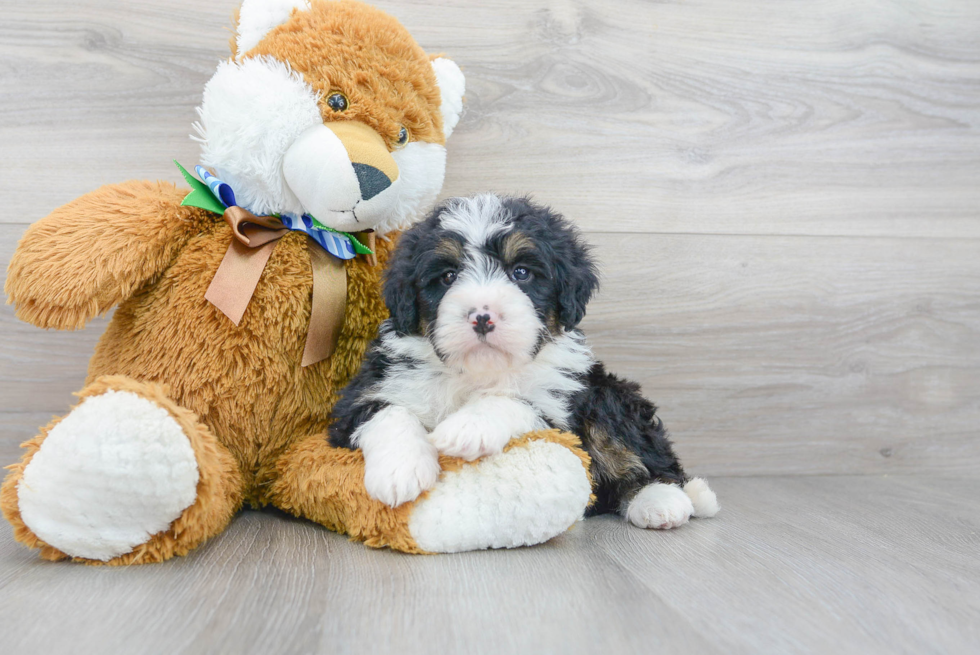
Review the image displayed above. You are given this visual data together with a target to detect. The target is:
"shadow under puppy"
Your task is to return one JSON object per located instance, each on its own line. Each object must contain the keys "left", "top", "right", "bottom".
{"left": 330, "top": 194, "right": 719, "bottom": 529}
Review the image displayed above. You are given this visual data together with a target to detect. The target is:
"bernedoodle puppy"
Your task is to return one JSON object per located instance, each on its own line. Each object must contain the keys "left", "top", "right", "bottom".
{"left": 330, "top": 194, "right": 719, "bottom": 529}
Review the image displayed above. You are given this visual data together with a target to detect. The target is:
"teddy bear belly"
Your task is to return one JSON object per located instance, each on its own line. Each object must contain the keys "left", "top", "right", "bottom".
{"left": 85, "top": 231, "right": 336, "bottom": 490}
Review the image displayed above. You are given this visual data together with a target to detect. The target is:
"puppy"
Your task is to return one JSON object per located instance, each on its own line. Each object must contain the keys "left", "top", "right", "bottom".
{"left": 330, "top": 194, "right": 719, "bottom": 529}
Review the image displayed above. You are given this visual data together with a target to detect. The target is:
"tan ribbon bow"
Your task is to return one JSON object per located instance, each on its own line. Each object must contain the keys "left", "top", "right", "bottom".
{"left": 205, "top": 206, "right": 348, "bottom": 367}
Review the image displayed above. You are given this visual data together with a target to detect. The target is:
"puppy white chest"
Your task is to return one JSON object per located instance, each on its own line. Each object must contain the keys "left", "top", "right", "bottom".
{"left": 369, "top": 331, "right": 593, "bottom": 431}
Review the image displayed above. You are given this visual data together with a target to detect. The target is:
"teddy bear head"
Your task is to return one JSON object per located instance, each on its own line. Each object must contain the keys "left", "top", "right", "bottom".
{"left": 194, "top": 0, "right": 465, "bottom": 235}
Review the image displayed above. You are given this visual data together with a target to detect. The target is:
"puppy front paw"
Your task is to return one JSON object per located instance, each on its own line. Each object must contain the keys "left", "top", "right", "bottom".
{"left": 363, "top": 440, "right": 441, "bottom": 508}
{"left": 428, "top": 396, "right": 545, "bottom": 461}
{"left": 356, "top": 406, "right": 442, "bottom": 508}
{"left": 428, "top": 409, "right": 514, "bottom": 461}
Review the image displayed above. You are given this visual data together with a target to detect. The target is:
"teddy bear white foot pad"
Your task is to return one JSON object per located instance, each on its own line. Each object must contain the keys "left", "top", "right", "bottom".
{"left": 408, "top": 440, "right": 592, "bottom": 553}
{"left": 625, "top": 482, "right": 695, "bottom": 529}
{"left": 18, "top": 390, "right": 199, "bottom": 561}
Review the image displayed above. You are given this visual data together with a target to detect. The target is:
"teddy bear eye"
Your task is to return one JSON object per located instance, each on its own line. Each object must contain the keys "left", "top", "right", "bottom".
{"left": 396, "top": 126, "right": 409, "bottom": 147}
{"left": 327, "top": 93, "right": 348, "bottom": 112}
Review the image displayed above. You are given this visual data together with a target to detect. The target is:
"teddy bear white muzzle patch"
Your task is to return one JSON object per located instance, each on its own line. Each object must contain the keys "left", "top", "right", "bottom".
{"left": 283, "top": 121, "right": 401, "bottom": 233}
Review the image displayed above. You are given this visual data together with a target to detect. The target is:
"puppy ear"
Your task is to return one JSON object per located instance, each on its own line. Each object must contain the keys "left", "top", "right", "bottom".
{"left": 383, "top": 229, "right": 422, "bottom": 335}
{"left": 552, "top": 214, "right": 599, "bottom": 329}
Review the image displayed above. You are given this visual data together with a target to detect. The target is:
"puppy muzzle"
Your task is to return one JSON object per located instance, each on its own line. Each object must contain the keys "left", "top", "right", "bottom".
{"left": 470, "top": 309, "right": 498, "bottom": 336}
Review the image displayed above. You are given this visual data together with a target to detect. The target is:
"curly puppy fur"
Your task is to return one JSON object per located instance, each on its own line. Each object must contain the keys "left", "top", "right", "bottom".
{"left": 330, "top": 195, "right": 718, "bottom": 524}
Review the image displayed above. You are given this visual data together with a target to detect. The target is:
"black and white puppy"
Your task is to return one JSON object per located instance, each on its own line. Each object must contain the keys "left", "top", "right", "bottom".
{"left": 330, "top": 194, "right": 719, "bottom": 528}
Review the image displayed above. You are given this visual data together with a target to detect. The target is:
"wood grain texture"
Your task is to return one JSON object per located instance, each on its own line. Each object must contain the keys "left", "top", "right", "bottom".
{"left": 583, "top": 231, "right": 980, "bottom": 476}
{"left": 1, "top": 0, "right": 979, "bottom": 236}
{"left": 1, "top": 476, "right": 978, "bottom": 654}
{"left": 3, "top": 222, "right": 978, "bottom": 475}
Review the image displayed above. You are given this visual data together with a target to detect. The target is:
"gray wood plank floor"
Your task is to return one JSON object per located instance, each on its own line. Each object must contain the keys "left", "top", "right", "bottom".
{"left": 1, "top": 475, "right": 977, "bottom": 655}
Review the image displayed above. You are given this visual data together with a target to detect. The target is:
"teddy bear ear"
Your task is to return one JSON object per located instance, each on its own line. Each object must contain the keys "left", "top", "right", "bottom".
{"left": 431, "top": 58, "right": 465, "bottom": 139}
{"left": 235, "top": 0, "right": 311, "bottom": 58}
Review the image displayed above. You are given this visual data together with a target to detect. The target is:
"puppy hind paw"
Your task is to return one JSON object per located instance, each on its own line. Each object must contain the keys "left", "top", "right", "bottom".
{"left": 625, "top": 483, "right": 694, "bottom": 530}
{"left": 683, "top": 477, "right": 720, "bottom": 518}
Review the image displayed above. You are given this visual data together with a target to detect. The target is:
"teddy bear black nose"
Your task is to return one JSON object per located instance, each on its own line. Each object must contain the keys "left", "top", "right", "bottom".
{"left": 352, "top": 163, "right": 392, "bottom": 200}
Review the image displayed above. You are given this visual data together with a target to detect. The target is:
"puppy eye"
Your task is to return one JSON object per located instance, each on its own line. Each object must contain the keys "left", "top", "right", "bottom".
{"left": 396, "top": 126, "right": 410, "bottom": 147}
{"left": 327, "top": 93, "right": 349, "bottom": 112}
{"left": 511, "top": 266, "right": 532, "bottom": 282}
{"left": 440, "top": 270, "right": 457, "bottom": 286}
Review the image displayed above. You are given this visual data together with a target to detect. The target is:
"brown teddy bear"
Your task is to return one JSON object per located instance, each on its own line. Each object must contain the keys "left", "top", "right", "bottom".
{"left": 1, "top": 0, "right": 592, "bottom": 564}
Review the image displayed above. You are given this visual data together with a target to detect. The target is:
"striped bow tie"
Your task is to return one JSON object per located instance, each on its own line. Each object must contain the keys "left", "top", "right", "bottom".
{"left": 174, "top": 161, "right": 376, "bottom": 367}
{"left": 180, "top": 162, "right": 373, "bottom": 260}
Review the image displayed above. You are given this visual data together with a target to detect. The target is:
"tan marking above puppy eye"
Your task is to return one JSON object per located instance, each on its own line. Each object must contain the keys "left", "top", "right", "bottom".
{"left": 501, "top": 232, "right": 535, "bottom": 263}
{"left": 434, "top": 238, "right": 464, "bottom": 261}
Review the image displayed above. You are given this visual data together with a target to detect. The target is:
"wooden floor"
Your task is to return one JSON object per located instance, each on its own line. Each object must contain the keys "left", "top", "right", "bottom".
{"left": 1, "top": 472, "right": 977, "bottom": 654}
{"left": 2, "top": 0, "right": 979, "bottom": 653}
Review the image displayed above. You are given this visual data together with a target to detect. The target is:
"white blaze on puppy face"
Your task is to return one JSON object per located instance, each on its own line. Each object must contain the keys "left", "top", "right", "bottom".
{"left": 433, "top": 276, "right": 543, "bottom": 372}
{"left": 438, "top": 194, "right": 509, "bottom": 246}
{"left": 431, "top": 195, "right": 546, "bottom": 373}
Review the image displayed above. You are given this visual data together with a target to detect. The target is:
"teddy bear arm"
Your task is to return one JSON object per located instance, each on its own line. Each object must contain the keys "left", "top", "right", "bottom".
{"left": 5, "top": 180, "right": 203, "bottom": 330}
{"left": 267, "top": 429, "right": 594, "bottom": 554}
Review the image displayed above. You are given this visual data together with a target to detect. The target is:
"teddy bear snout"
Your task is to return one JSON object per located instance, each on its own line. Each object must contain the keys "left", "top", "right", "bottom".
{"left": 282, "top": 120, "right": 401, "bottom": 232}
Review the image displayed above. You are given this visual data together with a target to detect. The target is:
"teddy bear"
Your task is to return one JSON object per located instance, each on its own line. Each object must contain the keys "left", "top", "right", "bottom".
{"left": 1, "top": 0, "right": 593, "bottom": 564}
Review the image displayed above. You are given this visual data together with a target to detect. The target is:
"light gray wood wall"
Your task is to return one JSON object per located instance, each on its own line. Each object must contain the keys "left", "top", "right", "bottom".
{"left": 1, "top": 0, "right": 978, "bottom": 476}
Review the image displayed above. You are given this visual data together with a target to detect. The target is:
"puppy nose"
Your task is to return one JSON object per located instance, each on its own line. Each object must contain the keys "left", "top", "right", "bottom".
{"left": 470, "top": 310, "right": 497, "bottom": 335}
{"left": 352, "top": 163, "right": 392, "bottom": 200}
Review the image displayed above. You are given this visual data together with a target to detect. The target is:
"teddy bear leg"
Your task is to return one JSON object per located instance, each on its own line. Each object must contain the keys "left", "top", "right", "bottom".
{"left": 1, "top": 375, "right": 243, "bottom": 564}
{"left": 268, "top": 429, "right": 593, "bottom": 554}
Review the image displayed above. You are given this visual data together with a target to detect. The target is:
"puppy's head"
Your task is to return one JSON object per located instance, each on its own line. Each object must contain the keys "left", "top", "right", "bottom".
{"left": 384, "top": 194, "right": 599, "bottom": 371}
